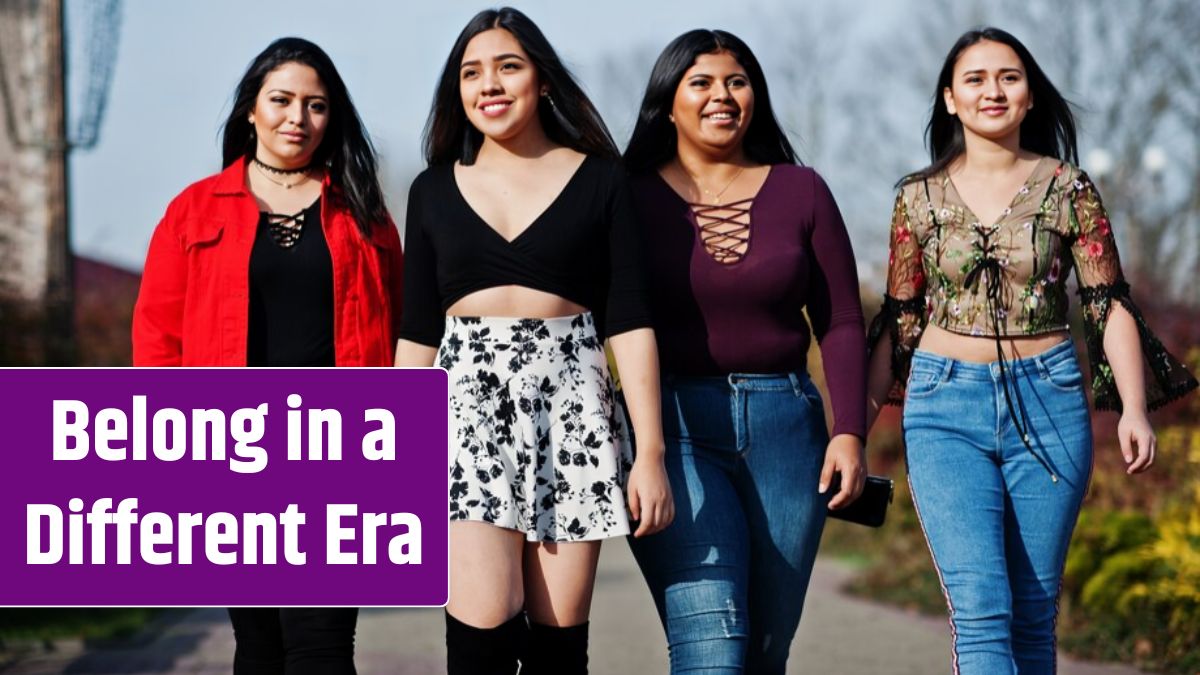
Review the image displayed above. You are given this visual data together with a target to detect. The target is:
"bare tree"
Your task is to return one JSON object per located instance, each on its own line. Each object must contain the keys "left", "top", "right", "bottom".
{"left": 754, "top": 4, "right": 855, "bottom": 167}
{"left": 592, "top": 44, "right": 663, "bottom": 147}
{"left": 0, "top": 160, "right": 35, "bottom": 364}
{"left": 843, "top": 0, "right": 1199, "bottom": 303}
{"left": 1028, "top": 0, "right": 1199, "bottom": 301}
{"left": 586, "top": 1, "right": 1199, "bottom": 304}
{"left": 0, "top": 163, "right": 14, "bottom": 297}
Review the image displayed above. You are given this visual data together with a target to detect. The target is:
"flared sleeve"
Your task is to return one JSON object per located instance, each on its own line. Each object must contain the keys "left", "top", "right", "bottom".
{"left": 867, "top": 187, "right": 929, "bottom": 405}
{"left": 1068, "top": 172, "right": 1197, "bottom": 411}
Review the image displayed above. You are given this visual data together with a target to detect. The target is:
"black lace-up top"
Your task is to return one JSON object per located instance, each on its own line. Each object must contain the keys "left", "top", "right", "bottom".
{"left": 247, "top": 198, "right": 335, "bottom": 366}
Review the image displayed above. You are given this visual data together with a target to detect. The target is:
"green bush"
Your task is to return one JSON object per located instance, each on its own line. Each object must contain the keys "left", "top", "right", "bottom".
{"left": 0, "top": 608, "right": 164, "bottom": 643}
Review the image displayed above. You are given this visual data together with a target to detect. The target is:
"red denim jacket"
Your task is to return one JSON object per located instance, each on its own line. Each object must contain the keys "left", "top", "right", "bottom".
{"left": 133, "top": 158, "right": 403, "bottom": 366}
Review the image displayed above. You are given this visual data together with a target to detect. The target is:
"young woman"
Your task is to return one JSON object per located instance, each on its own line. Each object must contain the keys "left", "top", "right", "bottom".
{"left": 133, "top": 37, "right": 401, "bottom": 673}
{"left": 865, "top": 27, "right": 1197, "bottom": 675}
{"left": 623, "top": 30, "right": 867, "bottom": 673}
{"left": 394, "top": 8, "right": 673, "bottom": 674}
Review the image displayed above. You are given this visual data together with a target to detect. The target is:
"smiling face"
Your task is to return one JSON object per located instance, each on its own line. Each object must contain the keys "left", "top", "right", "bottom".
{"left": 248, "top": 61, "right": 329, "bottom": 169}
{"left": 671, "top": 51, "right": 754, "bottom": 158}
{"left": 459, "top": 28, "right": 545, "bottom": 144}
{"left": 944, "top": 40, "right": 1032, "bottom": 144}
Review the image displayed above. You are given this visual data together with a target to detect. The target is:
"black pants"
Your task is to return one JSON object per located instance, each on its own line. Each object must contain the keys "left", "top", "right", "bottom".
{"left": 227, "top": 608, "right": 358, "bottom": 674}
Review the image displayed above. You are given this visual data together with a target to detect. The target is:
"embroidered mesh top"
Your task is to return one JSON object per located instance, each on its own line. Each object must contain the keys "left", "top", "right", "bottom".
{"left": 869, "top": 157, "right": 1197, "bottom": 411}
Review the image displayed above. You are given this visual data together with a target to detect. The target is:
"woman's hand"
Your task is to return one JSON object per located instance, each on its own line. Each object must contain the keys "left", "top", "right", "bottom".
{"left": 821, "top": 433, "right": 866, "bottom": 509}
{"left": 627, "top": 450, "right": 674, "bottom": 537}
{"left": 1118, "top": 409, "right": 1156, "bottom": 474}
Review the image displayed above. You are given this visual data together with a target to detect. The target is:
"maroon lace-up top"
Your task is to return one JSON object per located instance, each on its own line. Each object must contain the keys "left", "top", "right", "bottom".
{"left": 631, "top": 164, "right": 867, "bottom": 439}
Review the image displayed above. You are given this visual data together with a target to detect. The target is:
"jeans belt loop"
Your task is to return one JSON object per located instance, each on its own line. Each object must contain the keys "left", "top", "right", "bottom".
{"left": 1033, "top": 353, "right": 1052, "bottom": 380}
{"left": 788, "top": 371, "right": 805, "bottom": 397}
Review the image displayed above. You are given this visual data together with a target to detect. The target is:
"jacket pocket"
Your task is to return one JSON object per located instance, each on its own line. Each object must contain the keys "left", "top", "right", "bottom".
{"left": 182, "top": 217, "right": 225, "bottom": 250}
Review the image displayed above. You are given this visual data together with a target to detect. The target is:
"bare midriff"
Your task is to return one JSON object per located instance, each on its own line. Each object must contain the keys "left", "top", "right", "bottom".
{"left": 446, "top": 285, "right": 588, "bottom": 319}
{"left": 918, "top": 324, "right": 1071, "bottom": 363}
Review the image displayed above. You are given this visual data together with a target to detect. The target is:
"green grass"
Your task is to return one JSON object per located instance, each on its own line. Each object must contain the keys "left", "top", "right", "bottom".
{"left": 0, "top": 608, "right": 165, "bottom": 644}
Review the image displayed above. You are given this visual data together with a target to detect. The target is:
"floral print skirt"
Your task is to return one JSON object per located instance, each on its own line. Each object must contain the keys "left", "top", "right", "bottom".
{"left": 437, "top": 312, "right": 633, "bottom": 542}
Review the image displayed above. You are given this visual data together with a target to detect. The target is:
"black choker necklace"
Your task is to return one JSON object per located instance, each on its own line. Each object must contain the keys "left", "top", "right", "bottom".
{"left": 252, "top": 156, "right": 311, "bottom": 176}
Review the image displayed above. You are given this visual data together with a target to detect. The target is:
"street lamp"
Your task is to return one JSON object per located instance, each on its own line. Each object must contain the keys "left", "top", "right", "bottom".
{"left": 1141, "top": 146, "right": 1167, "bottom": 178}
{"left": 1087, "top": 147, "right": 1114, "bottom": 180}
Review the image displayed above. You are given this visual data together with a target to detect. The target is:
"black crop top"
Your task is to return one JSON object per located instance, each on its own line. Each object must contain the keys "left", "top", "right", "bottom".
{"left": 399, "top": 155, "right": 653, "bottom": 346}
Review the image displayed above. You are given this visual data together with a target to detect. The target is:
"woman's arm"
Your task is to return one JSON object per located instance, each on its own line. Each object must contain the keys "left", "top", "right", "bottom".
{"left": 1068, "top": 171, "right": 1169, "bottom": 475}
{"left": 395, "top": 175, "right": 448, "bottom": 352}
{"left": 865, "top": 332, "right": 896, "bottom": 431}
{"left": 865, "top": 187, "right": 929, "bottom": 431}
{"left": 609, "top": 328, "right": 674, "bottom": 537}
{"left": 602, "top": 162, "right": 673, "bottom": 535}
{"left": 1101, "top": 306, "right": 1155, "bottom": 473}
{"left": 806, "top": 172, "right": 867, "bottom": 508}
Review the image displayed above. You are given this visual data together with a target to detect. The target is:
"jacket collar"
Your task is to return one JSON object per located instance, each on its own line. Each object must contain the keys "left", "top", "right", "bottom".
{"left": 212, "top": 155, "right": 340, "bottom": 198}
{"left": 212, "top": 157, "right": 249, "bottom": 196}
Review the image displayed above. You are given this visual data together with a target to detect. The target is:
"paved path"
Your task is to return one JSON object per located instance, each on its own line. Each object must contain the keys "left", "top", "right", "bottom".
{"left": 2, "top": 543, "right": 1146, "bottom": 674}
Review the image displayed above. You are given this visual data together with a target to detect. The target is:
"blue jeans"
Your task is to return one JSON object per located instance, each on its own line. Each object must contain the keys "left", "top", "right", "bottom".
{"left": 628, "top": 372, "right": 830, "bottom": 674}
{"left": 902, "top": 340, "right": 1093, "bottom": 675}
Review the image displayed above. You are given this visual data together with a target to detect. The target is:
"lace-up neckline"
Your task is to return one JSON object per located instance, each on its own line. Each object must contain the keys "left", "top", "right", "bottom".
{"left": 261, "top": 199, "right": 320, "bottom": 249}
{"left": 688, "top": 197, "right": 754, "bottom": 264}
{"left": 656, "top": 166, "right": 776, "bottom": 266}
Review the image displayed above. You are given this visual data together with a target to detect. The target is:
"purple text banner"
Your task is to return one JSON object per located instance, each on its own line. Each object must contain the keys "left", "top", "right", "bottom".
{"left": 0, "top": 368, "right": 448, "bottom": 606}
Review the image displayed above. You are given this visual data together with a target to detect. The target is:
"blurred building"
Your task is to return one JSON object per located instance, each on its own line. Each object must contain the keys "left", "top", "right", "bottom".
{"left": 73, "top": 254, "right": 137, "bottom": 366}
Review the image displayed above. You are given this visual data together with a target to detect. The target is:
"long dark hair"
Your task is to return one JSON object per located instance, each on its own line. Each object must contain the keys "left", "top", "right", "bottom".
{"left": 623, "top": 30, "right": 797, "bottom": 174}
{"left": 904, "top": 27, "right": 1078, "bottom": 185}
{"left": 221, "top": 37, "right": 388, "bottom": 234}
{"left": 424, "top": 7, "right": 618, "bottom": 166}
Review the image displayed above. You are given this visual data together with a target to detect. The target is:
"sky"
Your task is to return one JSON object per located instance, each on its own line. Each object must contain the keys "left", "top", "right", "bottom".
{"left": 69, "top": 0, "right": 909, "bottom": 271}
{"left": 58, "top": 0, "right": 1200, "bottom": 299}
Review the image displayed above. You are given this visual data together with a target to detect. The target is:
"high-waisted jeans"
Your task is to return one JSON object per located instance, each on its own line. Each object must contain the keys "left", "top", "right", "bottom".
{"left": 628, "top": 372, "right": 830, "bottom": 674}
{"left": 902, "top": 340, "right": 1093, "bottom": 675}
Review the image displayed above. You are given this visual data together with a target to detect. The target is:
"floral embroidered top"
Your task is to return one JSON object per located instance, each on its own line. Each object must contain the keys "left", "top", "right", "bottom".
{"left": 869, "top": 156, "right": 1197, "bottom": 411}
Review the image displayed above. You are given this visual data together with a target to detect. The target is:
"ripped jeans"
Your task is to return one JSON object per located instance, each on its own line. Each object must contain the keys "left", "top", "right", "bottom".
{"left": 627, "top": 372, "right": 830, "bottom": 674}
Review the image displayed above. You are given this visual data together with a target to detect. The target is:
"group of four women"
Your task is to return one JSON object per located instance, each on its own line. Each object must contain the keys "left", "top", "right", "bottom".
{"left": 132, "top": 7, "right": 1197, "bottom": 675}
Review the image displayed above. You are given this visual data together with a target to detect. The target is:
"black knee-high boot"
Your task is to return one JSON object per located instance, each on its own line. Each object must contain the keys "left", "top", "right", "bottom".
{"left": 445, "top": 611, "right": 527, "bottom": 675}
{"left": 523, "top": 621, "right": 588, "bottom": 675}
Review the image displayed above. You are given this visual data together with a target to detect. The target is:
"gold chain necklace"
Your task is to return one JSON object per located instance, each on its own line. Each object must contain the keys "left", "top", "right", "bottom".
{"left": 677, "top": 161, "right": 746, "bottom": 206}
